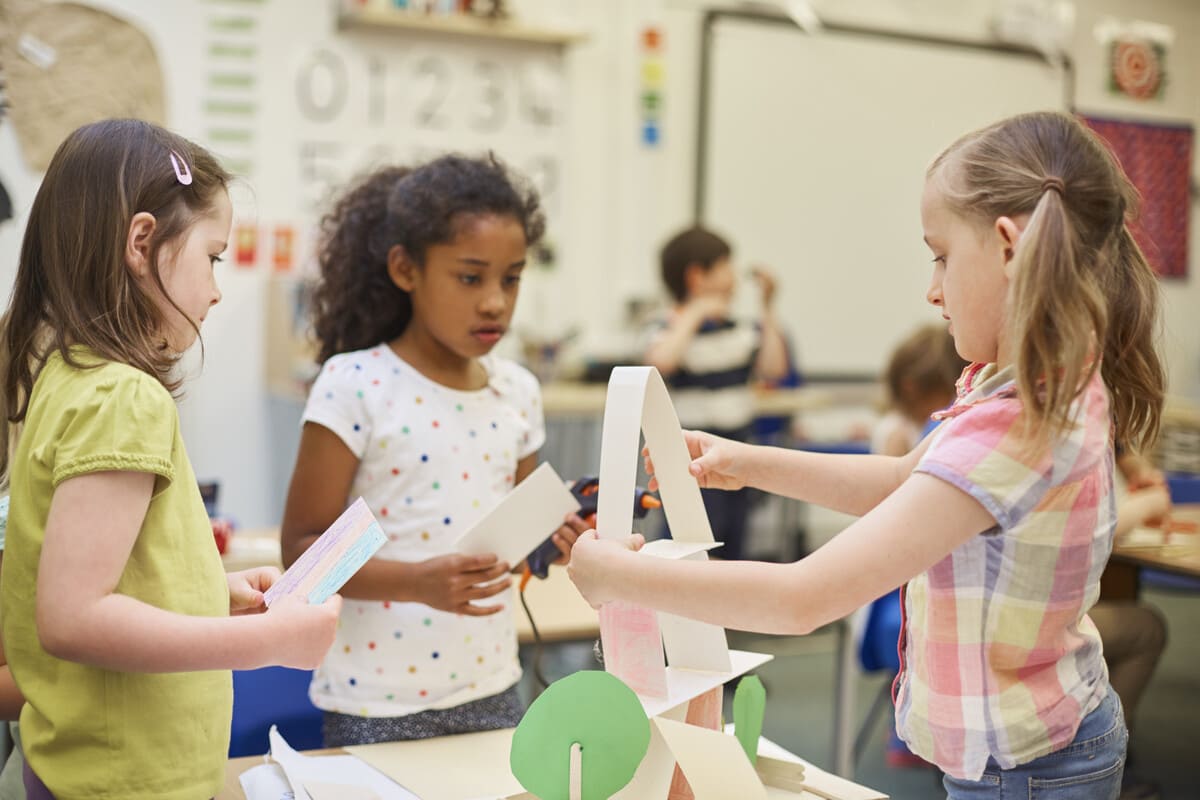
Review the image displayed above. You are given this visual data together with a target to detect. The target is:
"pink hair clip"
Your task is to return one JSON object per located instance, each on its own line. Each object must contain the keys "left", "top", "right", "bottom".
{"left": 169, "top": 149, "right": 193, "bottom": 186}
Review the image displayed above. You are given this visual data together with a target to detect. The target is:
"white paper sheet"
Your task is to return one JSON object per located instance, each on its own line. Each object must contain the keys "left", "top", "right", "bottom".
{"left": 454, "top": 462, "right": 581, "bottom": 567}
{"left": 595, "top": 367, "right": 739, "bottom": 683}
{"left": 641, "top": 649, "right": 774, "bottom": 719}
{"left": 267, "top": 726, "right": 418, "bottom": 800}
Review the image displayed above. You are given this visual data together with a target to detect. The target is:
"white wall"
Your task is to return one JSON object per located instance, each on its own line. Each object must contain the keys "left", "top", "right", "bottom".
{"left": 528, "top": 0, "right": 1199, "bottom": 388}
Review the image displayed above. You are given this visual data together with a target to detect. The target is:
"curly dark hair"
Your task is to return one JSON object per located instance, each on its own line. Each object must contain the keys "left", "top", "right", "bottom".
{"left": 311, "top": 154, "right": 545, "bottom": 364}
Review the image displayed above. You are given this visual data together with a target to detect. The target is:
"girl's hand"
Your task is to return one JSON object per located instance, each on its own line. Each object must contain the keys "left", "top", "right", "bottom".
{"left": 415, "top": 553, "right": 512, "bottom": 616}
{"left": 643, "top": 430, "right": 751, "bottom": 492}
{"left": 227, "top": 567, "right": 281, "bottom": 615}
{"left": 264, "top": 594, "right": 343, "bottom": 670}
{"left": 567, "top": 530, "right": 645, "bottom": 608}
{"left": 1127, "top": 485, "right": 1172, "bottom": 528}
{"left": 550, "top": 512, "right": 592, "bottom": 566}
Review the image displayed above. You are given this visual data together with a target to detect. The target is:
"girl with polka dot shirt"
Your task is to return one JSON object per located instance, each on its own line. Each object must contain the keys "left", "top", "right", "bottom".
{"left": 281, "top": 156, "right": 589, "bottom": 746}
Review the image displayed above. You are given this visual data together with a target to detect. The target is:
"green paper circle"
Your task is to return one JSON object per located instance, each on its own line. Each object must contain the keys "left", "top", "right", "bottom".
{"left": 510, "top": 670, "right": 650, "bottom": 800}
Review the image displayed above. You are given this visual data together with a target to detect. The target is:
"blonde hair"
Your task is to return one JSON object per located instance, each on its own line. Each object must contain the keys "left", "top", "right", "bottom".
{"left": 928, "top": 111, "right": 1164, "bottom": 452}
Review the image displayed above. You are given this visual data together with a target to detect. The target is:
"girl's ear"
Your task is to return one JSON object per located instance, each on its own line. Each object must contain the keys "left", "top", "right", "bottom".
{"left": 125, "top": 212, "right": 157, "bottom": 277}
{"left": 387, "top": 244, "right": 418, "bottom": 291}
{"left": 993, "top": 214, "right": 1022, "bottom": 271}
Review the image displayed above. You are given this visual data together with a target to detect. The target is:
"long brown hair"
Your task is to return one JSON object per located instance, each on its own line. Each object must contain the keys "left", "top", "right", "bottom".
{"left": 0, "top": 119, "right": 230, "bottom": 483}
{"left": 929, "top": 111, "right": 1164, "bottom": 452}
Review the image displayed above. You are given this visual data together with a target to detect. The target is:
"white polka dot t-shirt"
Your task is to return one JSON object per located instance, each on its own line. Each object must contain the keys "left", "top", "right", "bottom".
{"left": 301, "top": 344, "right": 545, "bottom": 717}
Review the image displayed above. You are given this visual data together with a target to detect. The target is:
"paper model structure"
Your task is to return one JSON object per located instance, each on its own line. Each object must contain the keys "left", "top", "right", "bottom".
{"left": 589, "top": 367, "right": 773, "bottom": 797}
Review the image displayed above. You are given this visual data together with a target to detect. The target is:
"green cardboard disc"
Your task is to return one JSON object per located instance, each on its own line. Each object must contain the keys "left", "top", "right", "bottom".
{"left": 510, "top": 670, "right": 650, "bottom": 800}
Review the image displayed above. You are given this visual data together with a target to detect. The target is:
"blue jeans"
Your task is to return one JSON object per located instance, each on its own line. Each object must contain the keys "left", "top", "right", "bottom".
{"left": 943, "top": 690, "right": 1127, "bottom": 800}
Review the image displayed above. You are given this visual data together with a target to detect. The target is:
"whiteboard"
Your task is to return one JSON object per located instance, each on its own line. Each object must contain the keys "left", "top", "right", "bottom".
{"left": 701, "top": 15, "right": 1068, "bottom": 375}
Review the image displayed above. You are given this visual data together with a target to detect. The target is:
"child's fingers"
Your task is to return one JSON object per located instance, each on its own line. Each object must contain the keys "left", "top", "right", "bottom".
{"left": 552, "top": 533, "right": 571, "bottom": 560}
{"left": 468, "top": 561, "right": 513, "bottom": 584}
{"left": 456, "top": 552, "right": 502, "bottom": 572}
{"left": 459, "top": 601, "right": 506, "bottom": 616}
{"left": 630, "top": 533, "right": 646, "bottom": 551}
{"left": 243, "top": 566, "right": 282, "bottom": 593}
{"left": 321, "top": 594, "right": 343, "bottom": 616}
{"left": 469, "top": 576, "right": 512, "bottom": 599}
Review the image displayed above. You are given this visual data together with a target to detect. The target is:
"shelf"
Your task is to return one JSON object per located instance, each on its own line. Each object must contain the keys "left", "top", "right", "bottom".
{"left": 337, "top": 8, "right": 586, "bottom": 46}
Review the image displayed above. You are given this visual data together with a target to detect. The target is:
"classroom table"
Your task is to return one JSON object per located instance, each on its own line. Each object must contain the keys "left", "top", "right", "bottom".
{"left": 1100, "top": 504, "right": 1200, "bottom": 601}
{"left": 218, "top": 727, "right": 889, "bottom": 800}
{"left": 540, "top": 382, "right": 835, "bottom": 417}
{"left": 221, "top": 529, "right": 600, "bottom": 645}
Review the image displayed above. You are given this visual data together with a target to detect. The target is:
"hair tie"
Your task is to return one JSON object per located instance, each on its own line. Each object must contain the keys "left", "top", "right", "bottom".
{"left": 1041, "top": 175, "right": 1065, "bottom": 197}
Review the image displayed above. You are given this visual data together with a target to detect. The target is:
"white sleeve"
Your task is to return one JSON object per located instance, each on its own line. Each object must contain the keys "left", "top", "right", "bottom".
{"left": 509, "top": 364, "right": 546, "bottom": 459}
{"left": 301, "top": 354, "right": 372, "bottom": 458}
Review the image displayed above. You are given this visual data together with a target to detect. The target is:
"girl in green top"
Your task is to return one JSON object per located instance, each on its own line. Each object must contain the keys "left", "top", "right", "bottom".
{"left": 0, "top": 120, "right": 342, "bottom": 800}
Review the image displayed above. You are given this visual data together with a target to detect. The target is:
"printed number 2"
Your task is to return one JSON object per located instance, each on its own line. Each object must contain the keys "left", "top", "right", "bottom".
{"left": 415, "top": 56, "right": 450, "bottom": 129}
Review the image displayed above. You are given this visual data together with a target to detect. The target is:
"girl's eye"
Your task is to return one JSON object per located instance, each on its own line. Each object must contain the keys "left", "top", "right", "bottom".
{"left": 503, "top": 274, "right": 522, "bottom": 287}
{"left": 931, "top": 255, "right": 947, "bottom": 266}
{"left": 209, "top": 255, "right": 224, "bottom": 266}
{"left": 459, "top": 274, "right": 481, "bottom": 286}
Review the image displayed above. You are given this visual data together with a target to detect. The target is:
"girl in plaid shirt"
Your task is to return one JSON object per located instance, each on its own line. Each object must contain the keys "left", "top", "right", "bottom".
{"left": 570, "top": 111, "right": 1164, "bottom": 799}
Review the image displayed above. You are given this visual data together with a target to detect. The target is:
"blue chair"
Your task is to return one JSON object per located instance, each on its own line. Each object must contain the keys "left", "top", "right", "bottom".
{"left": 1140, "top": 473, "right": 1200, "bottom": 592}
{"left": 229, "top": 667, "right": 323, "bottom": 757}
{"left": 851, "top": 590, "right": 903, "bottom": 764}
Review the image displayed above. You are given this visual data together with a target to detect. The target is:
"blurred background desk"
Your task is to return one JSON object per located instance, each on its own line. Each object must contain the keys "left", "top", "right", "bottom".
{"left": 1102, "top": 504, "right": 1200, "bottom": 601}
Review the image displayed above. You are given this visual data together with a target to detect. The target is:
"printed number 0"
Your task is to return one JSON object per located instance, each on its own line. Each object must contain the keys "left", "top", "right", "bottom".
{"left": 296, "top": 49, "right": 349, "bottom": 123}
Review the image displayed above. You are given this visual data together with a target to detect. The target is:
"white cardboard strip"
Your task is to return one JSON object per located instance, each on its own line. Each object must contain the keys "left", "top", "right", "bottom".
{"left": 596, "top": 367, "right": 731, "bottom": 679}
{"left": 596, "top": 367, "right": 714, "bottom": 545}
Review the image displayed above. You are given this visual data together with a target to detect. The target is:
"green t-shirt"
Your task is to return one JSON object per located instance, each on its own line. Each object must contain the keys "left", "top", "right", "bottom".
{"left": 0, "top": 350, "right": 231, "bottom": 800}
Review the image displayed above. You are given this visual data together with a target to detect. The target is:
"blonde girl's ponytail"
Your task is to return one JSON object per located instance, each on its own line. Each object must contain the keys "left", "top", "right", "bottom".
{"left": 1007, "top": 180, "right": 1107, "bottom": 450}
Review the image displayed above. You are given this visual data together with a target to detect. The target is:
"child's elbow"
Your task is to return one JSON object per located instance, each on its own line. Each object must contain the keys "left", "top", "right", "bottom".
{"left": 36, "top": 608, "right": 85, "bottom": 662}
{"left": 781, "top": 614, "right": 820, "bottom": 637}
{"left": 38, "top": 621, "right": 80, "bottom": 662}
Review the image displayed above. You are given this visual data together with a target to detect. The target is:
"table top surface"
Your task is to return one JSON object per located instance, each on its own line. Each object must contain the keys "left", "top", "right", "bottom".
{"left": 219, "top": 728, "right": 888, "bottom": 800}
{"left": 1109, "top": 504, "right": 1200, "bottom": 578}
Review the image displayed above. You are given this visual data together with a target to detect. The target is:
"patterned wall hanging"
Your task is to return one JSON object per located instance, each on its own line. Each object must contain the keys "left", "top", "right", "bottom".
{"left": 1082, "top": 114, "right": 1193, "bottom": 279}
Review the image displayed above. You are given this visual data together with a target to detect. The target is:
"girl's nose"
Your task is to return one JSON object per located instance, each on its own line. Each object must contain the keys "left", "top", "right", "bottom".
{"left": 926, "top": 272, "right": 943, "bottom": 307}
{"left": 479, "top": 288, "right": 506, "bottom": 316}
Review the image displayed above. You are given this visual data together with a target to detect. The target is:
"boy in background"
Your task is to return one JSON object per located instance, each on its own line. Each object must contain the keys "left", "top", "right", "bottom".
{"left": 642, "top": 225, "right": 790, "bottom": 560}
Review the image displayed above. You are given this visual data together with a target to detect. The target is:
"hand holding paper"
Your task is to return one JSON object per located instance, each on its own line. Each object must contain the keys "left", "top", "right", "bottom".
{"left": 264, "top": 594, "right": 343, "bottom": 670}
{"left": 567, "top": 531, "right": 645, "bottom": 609}
{"left": 643, "top": 431, "right": 750, "bottom": 493}
{"left": 228, "top": 566, "right": 282, "bottom": 615}
{"left": 410, "top": 552, "right": 512, "bottom": 616}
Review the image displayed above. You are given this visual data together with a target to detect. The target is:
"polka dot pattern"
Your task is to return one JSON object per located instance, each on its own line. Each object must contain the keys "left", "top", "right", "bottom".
{"left": 301, "top": 345, "right": 542, "bottom": 715}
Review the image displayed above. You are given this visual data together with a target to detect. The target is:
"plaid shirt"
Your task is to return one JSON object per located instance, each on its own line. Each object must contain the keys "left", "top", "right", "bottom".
{"left": 895, "top": 363, "right": 1114, "bottom": 780}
